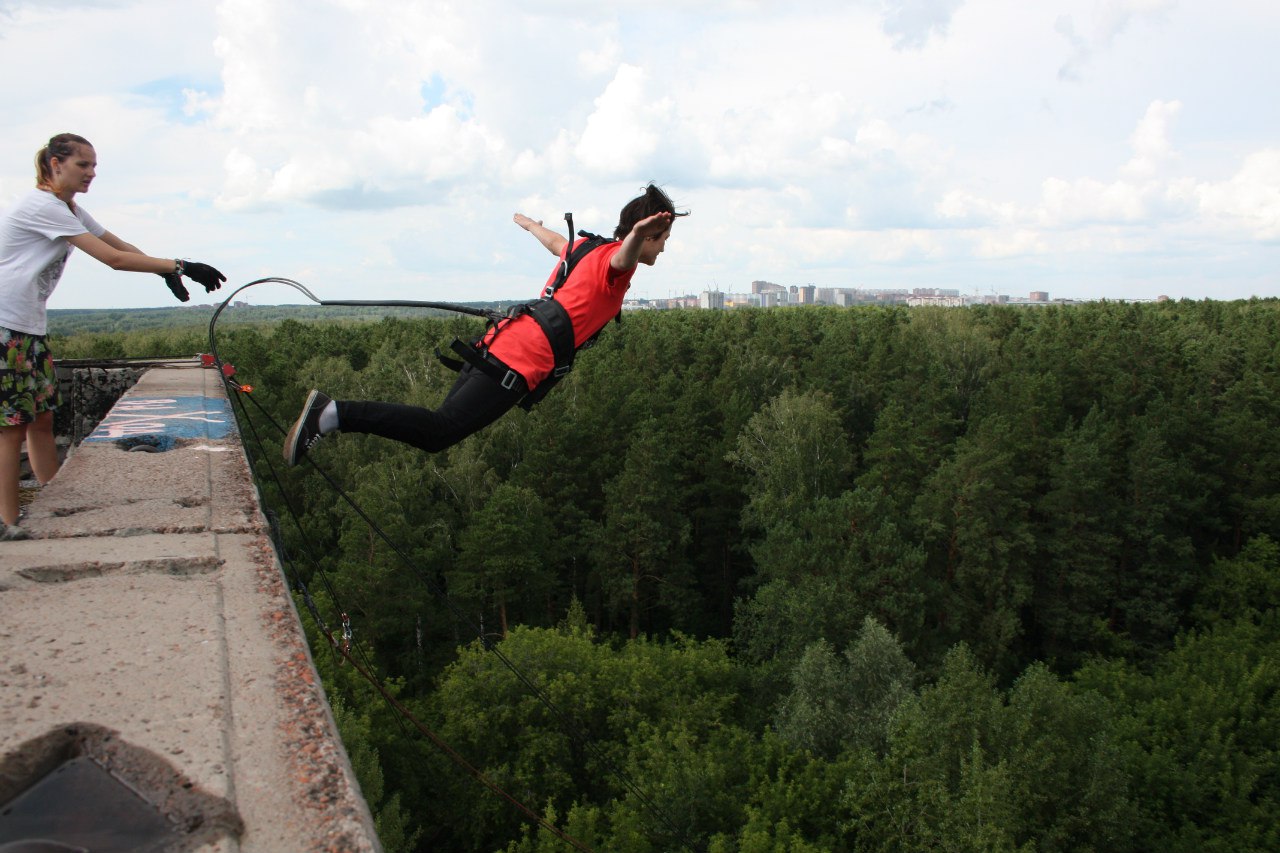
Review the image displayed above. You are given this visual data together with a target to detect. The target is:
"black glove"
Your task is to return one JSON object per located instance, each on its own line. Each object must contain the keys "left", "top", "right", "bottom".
{"left": 159, "top": 272, "right": 190, "bottom": 302}
{"left": 179, "top": 261, "right": 226, "bottom": 293}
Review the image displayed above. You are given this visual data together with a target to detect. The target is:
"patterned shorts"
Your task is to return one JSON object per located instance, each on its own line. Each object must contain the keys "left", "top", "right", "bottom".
{"left": 1, "top": 326, "right": 62, "bottom": 426}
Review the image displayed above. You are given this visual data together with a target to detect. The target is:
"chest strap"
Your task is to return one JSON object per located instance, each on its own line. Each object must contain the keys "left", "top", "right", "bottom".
{"left": 436, "top": 218, "right": 617, "bottom": 409}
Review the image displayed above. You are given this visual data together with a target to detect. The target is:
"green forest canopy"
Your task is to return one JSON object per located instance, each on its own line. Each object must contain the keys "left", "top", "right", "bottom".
{"left": 58, "top": 299, "right": 1280, "bottom": 853}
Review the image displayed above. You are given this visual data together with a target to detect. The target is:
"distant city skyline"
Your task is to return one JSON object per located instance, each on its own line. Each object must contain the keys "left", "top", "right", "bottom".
{"left": 634, "top": 280, "right": 1176, "bottom": 313}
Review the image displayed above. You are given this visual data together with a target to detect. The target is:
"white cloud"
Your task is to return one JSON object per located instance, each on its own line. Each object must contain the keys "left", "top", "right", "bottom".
{"left": 938, "top": 99, "right": 1193, "bottom": 238}
{"left": 1122, "top": 99, "right": 1181, "bottom": 179}
{"left": 1038, "top": 176, "right": 1146, "bottom": 225}
{"left": 576, "top": 64, "right": 671, "bottom": 176}
{"left": 2, "top": 0, "right": 1278, "bottom": 307}
{"left": 931, "top": 93, "right": 1272, "bottom": 270}
{"left": 1196, "top": 150, "right": 1280, "bottom": 241}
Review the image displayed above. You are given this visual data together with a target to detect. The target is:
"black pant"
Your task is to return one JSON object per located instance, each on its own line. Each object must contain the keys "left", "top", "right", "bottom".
{"left": 334, "top": 364, "right": 522, "bottom": 453}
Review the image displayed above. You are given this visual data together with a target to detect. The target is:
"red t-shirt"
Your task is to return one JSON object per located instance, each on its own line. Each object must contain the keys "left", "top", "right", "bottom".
{"left": 486, "top": 239, "right": 634, "bottom": 389}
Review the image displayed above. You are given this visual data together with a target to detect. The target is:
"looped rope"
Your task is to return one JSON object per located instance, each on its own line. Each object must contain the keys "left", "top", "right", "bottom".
{"left": 207, "top": 276, "right": 504, "bottom": 364}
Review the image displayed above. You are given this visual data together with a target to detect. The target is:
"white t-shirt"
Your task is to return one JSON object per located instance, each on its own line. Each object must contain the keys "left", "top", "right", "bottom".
{"left": 0, "top": 189, "right": 106, "bottom": 335}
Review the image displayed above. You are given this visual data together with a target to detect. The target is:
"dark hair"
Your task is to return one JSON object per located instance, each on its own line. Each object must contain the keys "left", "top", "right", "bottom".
{"left": 35, "top": 133, "right": 92, "bottom": 187}
{"left": 613, "top": 183, "right": 689, "bottom": 240}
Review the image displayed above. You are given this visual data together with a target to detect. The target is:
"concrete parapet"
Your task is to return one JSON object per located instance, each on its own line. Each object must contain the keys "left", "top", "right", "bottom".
{"left": 54, "top": 360, "right": 150, "bottom": 446}
{"left": 0, "top": 361, "right": 381, "bottom": 852}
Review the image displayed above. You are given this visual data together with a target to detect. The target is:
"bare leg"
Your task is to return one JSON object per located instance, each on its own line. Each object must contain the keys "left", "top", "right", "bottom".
{"left": 24, "top": 410, "right": 60, "bottom": 484}
{"left": 0, "top": 424, "right": 27, "bottom": 526}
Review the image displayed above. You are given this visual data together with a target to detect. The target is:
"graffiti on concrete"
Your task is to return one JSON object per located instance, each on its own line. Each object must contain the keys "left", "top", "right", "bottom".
{"left": 83, "top": 396, "right": 233, "bottom": 442}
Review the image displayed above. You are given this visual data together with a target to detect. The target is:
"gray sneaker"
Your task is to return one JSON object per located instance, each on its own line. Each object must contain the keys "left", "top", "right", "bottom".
{"left": 1, "top": 524, "right": 29, "bottom": 541}
{"left": 284, "top": 389, "right": 332, "bottom": 466}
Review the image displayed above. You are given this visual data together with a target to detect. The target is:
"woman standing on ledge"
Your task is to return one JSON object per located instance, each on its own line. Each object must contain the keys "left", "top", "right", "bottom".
{"left": 0, "top": 132, "right": 227, "bottom": 540}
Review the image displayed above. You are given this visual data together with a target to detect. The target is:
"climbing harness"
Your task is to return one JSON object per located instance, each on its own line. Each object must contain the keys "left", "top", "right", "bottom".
{"left": 437, "top": 212, "right": 619, "bottom": 410}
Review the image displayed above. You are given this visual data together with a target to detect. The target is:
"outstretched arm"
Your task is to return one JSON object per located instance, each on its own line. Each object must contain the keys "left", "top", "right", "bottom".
{"left": 99, "top": 231, "right": 145, "bottom": 255}
{"left": 67, "top": 230, "right": 173, "bottom": 274}
{"left": 514, "top": 213, "right": 568, "bottom": 257}
{"left": 65, "top": 231, "right": 225, "bottom": 301}
{"left": 611, "top": 211, "right": 673, "bottom": 271}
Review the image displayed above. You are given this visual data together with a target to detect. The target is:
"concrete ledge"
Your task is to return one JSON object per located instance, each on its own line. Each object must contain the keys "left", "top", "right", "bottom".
{"left": 0, "top": 362, "right": 381, "bottom": 852}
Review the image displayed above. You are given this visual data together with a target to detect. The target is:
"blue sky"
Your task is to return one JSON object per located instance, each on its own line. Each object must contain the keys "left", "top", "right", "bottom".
{"left": 1, "top": 0, "right": 1277, "bottom": 309}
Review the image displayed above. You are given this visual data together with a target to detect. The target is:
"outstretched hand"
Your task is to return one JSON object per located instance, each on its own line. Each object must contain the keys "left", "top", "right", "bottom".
{"left": 181, "top": 261, "right": 226, "bottom": 293}
{"left": 514, "top": 213, "right": 568, "bottom": 256}
{"left": 159, "top": 272, "right": 190, "bottom": 302}
{"left": 631, "top": 211, "right": 674, "bottom": 239}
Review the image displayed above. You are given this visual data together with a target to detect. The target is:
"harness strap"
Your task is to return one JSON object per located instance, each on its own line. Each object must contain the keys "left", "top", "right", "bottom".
{"left": 525, "top": 299, "right": 576, "bottom": 378}
{"left": 549, "top": 212, "right": 574, "bottom": 297}
{"left": 547, "top": 228, "right": 612, "bottom": 297}
{"left": 446, "top": 338, "right": 528, "bottom": 396}
{"left": 437, "top": 220, "right": 619, "bottom": 409}
{"left": 434, "top": 347, "right": 465, "bottom": 373}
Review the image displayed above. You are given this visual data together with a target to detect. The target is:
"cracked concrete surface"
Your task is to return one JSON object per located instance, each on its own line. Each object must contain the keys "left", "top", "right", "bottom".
{"left": 0, "top": 363, "right": 381, "bottom": 852}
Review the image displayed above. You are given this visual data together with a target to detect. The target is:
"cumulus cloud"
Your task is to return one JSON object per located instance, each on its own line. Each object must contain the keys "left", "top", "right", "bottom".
{"left": 703, "top": 87, "right": 857, "bottom": 188}
{"left": 1038, "top": 175, "right": 1147, "bottom": 225}
{"left": 932, "top": 98, "right": 1215, "bottom": 259}
{"left": 576, "top": 64, "right": 672, "bottom": 176}
{"left": 1030, "top": 99, "right": 1199, "bottom": 231}
{"left": 1122, "top": 99, "right": 1181, "bottom": 179}
{"left": 1196, "top": 150, "right": 1280, "bottom": 241}
{"left": 206, "top": 0, "right": 510, "bottom": 210}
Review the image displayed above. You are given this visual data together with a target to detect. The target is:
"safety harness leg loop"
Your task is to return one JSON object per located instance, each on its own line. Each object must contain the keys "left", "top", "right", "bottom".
{"left": 438, "top": 213, "right": 618, "bottom": 409}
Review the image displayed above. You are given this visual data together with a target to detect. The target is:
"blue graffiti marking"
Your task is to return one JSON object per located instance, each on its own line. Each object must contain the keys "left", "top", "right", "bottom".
{"left": 83, "top": 396, "right": 234, "bottom": 442}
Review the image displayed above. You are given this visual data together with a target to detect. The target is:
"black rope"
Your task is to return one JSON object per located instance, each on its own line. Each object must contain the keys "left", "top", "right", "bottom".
{"left": 320, "top": 299, "right": 496, "bottom": 315}
{"left": 233, "top": 393, "right": 400, "bottom": 723}
{"left": 206, "top": 278, "right": 503, "bottom": 354}
{"left": 207, "top": 278, "right": 694, "bottom": 852}
{"left": 239, "top": 386, "right": 688, "bottom": 842}
{"left": 231, "top": 369, "right": 590, "bottom": 849}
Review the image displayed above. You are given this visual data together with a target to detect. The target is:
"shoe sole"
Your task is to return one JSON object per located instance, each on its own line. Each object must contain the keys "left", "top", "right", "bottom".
{"left": 284, "top": 389, "right": 323, "bottom": 466}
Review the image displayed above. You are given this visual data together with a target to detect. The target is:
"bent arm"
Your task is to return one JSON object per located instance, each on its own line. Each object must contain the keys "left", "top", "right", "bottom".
{"left": 66, "top": 231, "right": 176, "bottom": 274}
{"left": 514, "top": 213, "right": 568, "bottom": 257}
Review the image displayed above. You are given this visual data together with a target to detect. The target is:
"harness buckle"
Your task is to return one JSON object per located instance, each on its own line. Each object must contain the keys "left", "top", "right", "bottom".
{"left": 501, "top": 369, "right": 520, "bottom": 390}
{"left": 553, "top": 365, "right": 572, "bottom": 378}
